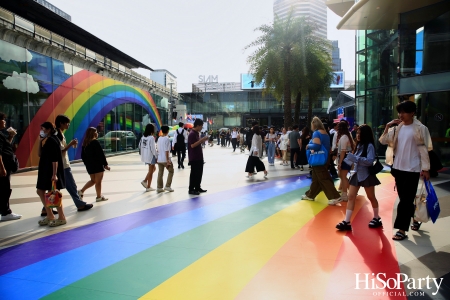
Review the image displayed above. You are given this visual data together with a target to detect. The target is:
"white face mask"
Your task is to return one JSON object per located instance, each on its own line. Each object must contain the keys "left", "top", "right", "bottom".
{"left": 40, "top": 130, "right": 47, "bottom": 138}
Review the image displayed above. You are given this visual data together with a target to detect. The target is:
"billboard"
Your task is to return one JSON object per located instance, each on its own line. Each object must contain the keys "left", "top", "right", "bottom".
{"left": 241, "top": 74, "right": 265, "bottom": 90}
{"left": 330, "top": 71, "right": 344, "bottom": 88}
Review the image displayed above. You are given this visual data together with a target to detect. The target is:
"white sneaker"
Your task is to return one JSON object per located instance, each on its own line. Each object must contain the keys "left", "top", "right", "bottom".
{"left": 141, "top": 181, "right": 147, "bottom": 189}
{"left": 328, "top": 198, "right": 342, "bottom": 205}
{"left": 145, "top": 187, "right": 155, "bottom": 192}
{"left": 157, "top": 188, "right": 164, "bottom": 193}
{"left": 301, "top": 195, "right": 314, "bottom": 201}
{"left": 77, "top": 190, "right": 84, "bottom": 198}
{"left": 340, "top": 195, "right": 348, "bottom": 202}
{"left": 164, "top": 187, "right": 174, "bottom": 192}
{"left": 1, "top": 213, "right": 22, "bottom": 221}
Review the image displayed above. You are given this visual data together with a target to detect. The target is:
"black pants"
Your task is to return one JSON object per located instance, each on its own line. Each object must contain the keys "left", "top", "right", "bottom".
{"left": 0, "top": 170, "right": 12, "bottom": 216}
{"left": 189, "top": 160, "right": 204, "bottom": 191}
{"left": 392, "top": 168, "right": 420, "bottom": 232}
{"left": 176, "top": 147, "right": 186, "bottom": 166}
{"left": 290, "top": 148, "right": 300, "bottom": 168}
{"left": 245, "top": 156, "right": 266, "bottom": 173}
{"left": 231, "top": 138, "right": 237, "bottom": 151}
{"left": 221, "top": 137, "right": 225, "bottom": 147}
{"left": 329, "top": 154, "right": 338, "bottom": 178}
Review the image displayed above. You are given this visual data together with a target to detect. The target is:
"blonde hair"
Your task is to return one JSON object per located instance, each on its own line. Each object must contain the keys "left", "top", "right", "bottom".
{"left": 311, "top": 117, "right": 325, "bottom": 131}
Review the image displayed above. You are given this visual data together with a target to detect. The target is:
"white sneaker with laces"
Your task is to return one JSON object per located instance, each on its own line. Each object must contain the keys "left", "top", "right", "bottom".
{"left": 145, "top": 187, "right": 155, "bottom": 192}
{"left": 141, "top": 181, "right": 147, "bottom": 189}
{"left": 157, "top": 188, "right": 165, "bottom": 193}
{"left": 301, "top": 195, "right": 314, "bottom": 201}
{"left": 328, "top": 198, "right": 342, "bottom": 205}
{"left": 1, "top": 213, "right": 22, "bottom": 221}
{"left": 164, "top": 187, "right": 174, "bottom": 192}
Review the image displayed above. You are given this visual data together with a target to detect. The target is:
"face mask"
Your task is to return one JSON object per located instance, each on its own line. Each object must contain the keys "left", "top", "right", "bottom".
{"left": 40, "top": 130, "right": 47, "bottom": 138}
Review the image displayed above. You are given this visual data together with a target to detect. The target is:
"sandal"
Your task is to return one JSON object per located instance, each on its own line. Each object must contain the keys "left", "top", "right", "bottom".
{"left": 392, "top": 231, "right": 408, "bottom": 241}
{"left": 49, "top": 219, "right": 67, "bottom": 227}
{"left": 336, "top": 220, "right": 352, "bottom": 231}
{"left": 368, "top": 218, "right": 383, "bottom": 228}
{"left": 95, "top": 196, "right": 108, "bottom": 202}
{"left": 411, "top": 221, "right": 422, "bottom": 231}
{"left": 38, "top": 217, "right": 50, "bottom": 226}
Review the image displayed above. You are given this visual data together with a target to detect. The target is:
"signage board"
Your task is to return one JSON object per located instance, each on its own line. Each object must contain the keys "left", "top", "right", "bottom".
{"left": 241, "top": 74, "right": 265, "bottom": 90}
{"left": 330, "top": 71, "right": 344, "bottom": 89}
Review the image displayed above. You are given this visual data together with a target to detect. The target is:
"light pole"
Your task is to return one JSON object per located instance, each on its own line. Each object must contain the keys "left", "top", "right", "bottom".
{"left": 168, "top": 82, "right": 174, "bottom": 126}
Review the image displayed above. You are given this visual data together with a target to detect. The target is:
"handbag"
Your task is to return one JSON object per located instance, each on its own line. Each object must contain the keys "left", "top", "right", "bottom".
{"left": 414, "top": 181, "right": 429, "bottom": 223}
{"left": 369, "top": 155, "right": 383, "bottom": 175}
{"left": 45, "top": 181, "right": 63, "bottom": 208}
{"left": 424, "top": 179, "right": 440, "bottom": 223}
{"left": 306, "top": 144, "right": 328, "bottom": 167}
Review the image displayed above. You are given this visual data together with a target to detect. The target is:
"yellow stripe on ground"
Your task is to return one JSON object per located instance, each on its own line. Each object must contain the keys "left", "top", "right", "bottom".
{"left": 140, "top": 199, "right": 326, "bottom": 300}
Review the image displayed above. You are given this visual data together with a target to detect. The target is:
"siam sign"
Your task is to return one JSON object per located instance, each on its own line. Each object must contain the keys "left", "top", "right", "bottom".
{"left": 198, "top": 75, "right": 219, "bottom": 83}
{"left": 192, "top": 82, "right": 241, "bottom": 92}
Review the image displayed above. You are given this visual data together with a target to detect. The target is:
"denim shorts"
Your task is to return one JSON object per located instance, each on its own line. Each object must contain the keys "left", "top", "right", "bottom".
{"left": 146, "top": 156, "right": 157, "bottom": 165}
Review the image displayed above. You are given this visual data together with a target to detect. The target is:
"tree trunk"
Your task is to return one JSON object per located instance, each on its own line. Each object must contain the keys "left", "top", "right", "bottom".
{"left": 294, "top": 91, "right": 301, "bottom": 125}
{"left": 307, "top": 89, "right": 314, "bottom": 124}
{"left": 283, "top": 52, "right": 292, "bottom": 128}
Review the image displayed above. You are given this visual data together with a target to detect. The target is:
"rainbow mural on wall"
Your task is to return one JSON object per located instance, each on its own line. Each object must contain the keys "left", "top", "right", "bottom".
{"left": 15, "top": 70, "right": 161, "bottom": 168}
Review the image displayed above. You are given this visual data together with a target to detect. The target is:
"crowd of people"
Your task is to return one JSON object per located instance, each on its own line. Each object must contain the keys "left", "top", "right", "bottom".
{"left": 0, "top": 100, "right": 437, "bottom": 240}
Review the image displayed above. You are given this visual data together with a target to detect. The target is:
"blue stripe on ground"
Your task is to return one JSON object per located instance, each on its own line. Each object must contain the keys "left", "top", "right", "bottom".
{"left": 0, "top": 178, "right": 310, "bottom": 299}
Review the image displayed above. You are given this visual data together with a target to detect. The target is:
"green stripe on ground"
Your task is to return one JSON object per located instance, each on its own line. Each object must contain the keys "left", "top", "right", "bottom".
{"left": 43, "top": 187, "right": 313, "bottom": 300}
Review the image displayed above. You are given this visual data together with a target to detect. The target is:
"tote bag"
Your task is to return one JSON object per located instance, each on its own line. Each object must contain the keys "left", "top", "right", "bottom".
{"left": 414, "top": 181, "right": 429, "bottom": 223}
{"left": 45, "top": 181, "right": 63, "bottom": 208}
{"left": 306, "top": 144, "right": 328, "bottom": 167}
{"left": 424, "top": 179, "right": 440, "bottom": 223}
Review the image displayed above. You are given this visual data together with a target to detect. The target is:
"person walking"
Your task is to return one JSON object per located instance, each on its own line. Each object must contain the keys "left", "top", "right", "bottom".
{"left": 301, "top": 117, "right": 341, "bottom": 205}
{"left": 336, "top": 125, "right": 381, "bottom": 231}
{"left": 279, "top": 127, "right": 289, "bottom": 166}
{"left": 298, "top": 127, "right": 311, "bottom": 171}
{"left": 156, "top": 125, "right": 174, "bottom": 193}
{"left": 245, "top": 126, "right": 268, "bottom": 179}
{"left": 79, "top": 127, "right": 110, "bottom": 202}
{"left": 220, "top": 130, "right": 226, "bottom": 147}
{"left": 265, "top": 127, "right": 277, "bottom": 166}
{"left": 55, "top": 115, "right": 93, "bottom": 212}
{"left": 336, "top": 121, "right": 355, "bottom": 201}
{"left": 379, "top": 101, "right": 432, "bottom": 241}
{"left": 140, "top": 124, "right": 157, "bottom": 192}
{"left": 226, "top": 130, "right": 231, "bottom": 147}
{"left": 288, "top": 125, "right": 301, "bottom": 169}
{"left": 239, "top": 128, "right": 246, "bottom": 153}
{"left": 208, "top": 130, "right": 214, "bottom": 147}
{"left": 36, "top": 122, "right": 66, "bottom": 226}
{"left": 0, "top": 112, "right": 22, "bottom": 221}
{"left": 188, "top": 119, "right": 209, "bottom": 195}
{"left": 231, "top": 127, "right": 238, "bottom": 152}
{"left": 172, "top": 122, "right": 188, "bottom": 169}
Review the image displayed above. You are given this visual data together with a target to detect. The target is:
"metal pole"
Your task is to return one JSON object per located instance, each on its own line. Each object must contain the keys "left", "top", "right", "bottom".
{"left": 168, "top": 82, "right": 173, "bottom": 126}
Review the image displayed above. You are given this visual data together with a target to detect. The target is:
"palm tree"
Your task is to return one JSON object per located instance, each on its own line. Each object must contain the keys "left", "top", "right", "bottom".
{"left": 246, "top": 11, "right": 332, "bottom": 128}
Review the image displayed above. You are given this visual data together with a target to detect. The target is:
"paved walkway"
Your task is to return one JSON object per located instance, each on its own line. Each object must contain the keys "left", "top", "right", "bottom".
{"left": 1, "top": 145, "right": 449, "bottom": 299}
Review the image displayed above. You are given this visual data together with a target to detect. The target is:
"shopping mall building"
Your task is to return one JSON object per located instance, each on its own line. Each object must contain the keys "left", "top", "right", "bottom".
{"left": 0, "top": 1, "right": 177, "bottom": 169}
{"left": 328, "top": 0, "right": 450, "bottom": 164}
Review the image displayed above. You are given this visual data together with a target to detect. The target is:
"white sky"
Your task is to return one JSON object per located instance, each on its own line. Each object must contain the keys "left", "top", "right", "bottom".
{"left": 48, "top": 0, "right": 355, "bottom": 93}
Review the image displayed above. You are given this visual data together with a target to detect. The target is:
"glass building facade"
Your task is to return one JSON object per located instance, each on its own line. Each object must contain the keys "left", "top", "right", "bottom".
{"left": 355, "top": 1, "right": 450, "bottom": 165}
{"left": 0, "top": 39, "right": 166, "bottom": 168}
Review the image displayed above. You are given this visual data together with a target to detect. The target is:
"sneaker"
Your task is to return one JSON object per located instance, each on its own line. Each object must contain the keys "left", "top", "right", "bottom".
{"left": 336, "top": 220, "right": 352, "bottom": 231}
{"left": 301, "top": 195, "right": 314, "bottom": 201}
{"left": 141, "top": 181, "right": 147, "bottom": 189}
{"left": 157, "top": 188, "right": 165, "bottom": 193}
{"left": 164, "top": 187, "right": 174, "bottom": 192}
{"left": 96, "top": 196, "right": 108, "bottom": 202}
{"left": 146, "top": 187, "right": 156, "bottom": 192}
{"left": 340, "top": 195, "right": 348, "bottom": 202}
{"left": 328, "top": 198, "right": 342, "bottom": 205}
{"left": 264, "top": 172, "right": 268, "bottom": 178}
{"left": 368, "top": 218, "right": 383, "bottom": 228}
{"left": 300, "top": 167, "right": 304, "bottom": 171}
{"left": 280, "top": 162, "right": 284, "bottom": 165}
{"left": 77, "top": 190, "right": 84, "bottom": 198}
{"left": 1, "top": 213, "right": 22, "bottom": 221}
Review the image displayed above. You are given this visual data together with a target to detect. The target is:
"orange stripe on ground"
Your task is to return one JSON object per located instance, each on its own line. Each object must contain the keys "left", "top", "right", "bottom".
{"left": 236, "top": 194, "right": 366, "bottom": 299}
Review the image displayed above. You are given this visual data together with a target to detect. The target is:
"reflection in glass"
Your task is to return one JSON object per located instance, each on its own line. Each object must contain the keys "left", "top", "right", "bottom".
{"left": 0, "top": 40, "right": 29, "bottom": 74}
{"left": 28, "top": 50, "right": 52, "bottom": 83}
{"left": 53, "top": 59, "right": 72, "bottom": 85}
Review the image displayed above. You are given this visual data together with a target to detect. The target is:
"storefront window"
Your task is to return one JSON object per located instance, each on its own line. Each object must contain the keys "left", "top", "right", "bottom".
{"left": 27, "top": 50, "right": 52, "bottom": 83}
{"left": 0, "top": 40, "right": 28, "bottom": 75}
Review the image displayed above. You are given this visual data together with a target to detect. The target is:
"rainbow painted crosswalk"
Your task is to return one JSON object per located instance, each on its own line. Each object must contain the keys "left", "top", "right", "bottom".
{"left": 0, "top": 174, "right": 406, "bottom": 299}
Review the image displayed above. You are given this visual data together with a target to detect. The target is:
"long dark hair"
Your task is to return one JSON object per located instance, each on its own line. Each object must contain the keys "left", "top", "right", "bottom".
{"left": 337, "top": 121, "right": 355, "bottom": 150}
{"left": 82, "top": 127, "right": 97, "bottom": 147}
{"left": 253, "top": 125, "right": 260, "bottom": 135}
{"left": 55, "top": 114, "right": 70, "bottom": 141}
{"left": 143, "top": 124, "right": 155, "bottom": 137}
{"left": 353, "top": 124, "right": 375, "bottom": 153}
{"left": 41, "top": 121, "right": 56, "bottom": 136}
{"left": 301, "top": 127, "right": 310, "bottom": 138}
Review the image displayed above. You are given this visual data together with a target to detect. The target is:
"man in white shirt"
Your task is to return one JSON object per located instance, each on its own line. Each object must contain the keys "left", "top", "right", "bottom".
{"left": 379, "top": 101, "right": 432, "bottom": 241}
{"left": 157, "top": 126, "right": 174, "bottom": 193}
{"left": 172, "top": 122, "right": 188, "bottom": 169}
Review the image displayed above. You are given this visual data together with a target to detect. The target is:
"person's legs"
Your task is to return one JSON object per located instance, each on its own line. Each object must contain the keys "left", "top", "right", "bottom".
{"left": 157, "top": 163, "right": 165, "bottom": 189}
{"left": 180, "top": 148, "right": 186, "bottom": 166}
{"left": 282, "top": 150, "right": 287, "bottom": 164}
{"left": 329, "top": 155, "right": 338, "bottom": 179}
{"left": 81, "top": 174, "right": 96, "bottom": 193}
{"left": 364, "top": 186, "right": 379, "bottom": 218}
{"left": 189, "top": 161, "right": 201, "bottom": 191}
{"left": 232, "top": 138, "right": 237, "bottom": 151}
{"left": 37, "top": 189, "right": 54, "bottom": 219}
{"left": 0, "top": 172, "right": 12, "bottom": 216}
{"left": 393, "top": 170, "right": 420, "bottom": 234}
{"left": 290, "top": 148, "right": 296, "bottom": 168}
{"left": 166, "top": 163, "right": 174, "bottom": 187}
{"left": 93, "top": 172, "right": 104, "bottom": 198}
{"left": 305, "top": 167, "right": 322, "bottom": 199}
{"left": 270, "top": 143, "right": 276, "bottom": 163}
{"left": 146, "top": 164, "right": 156, "bottom": 188}
{"left": 344, "top": 184, "right": 361, "bottom": 221}
{"left": 316, "top": 165, "right": 341, "bottom": 200}
{"left": 340, "top": 170, "right": 350, "bottom": 199}
{"left": 64, "top": 168, "right": 86, "bottom": 208}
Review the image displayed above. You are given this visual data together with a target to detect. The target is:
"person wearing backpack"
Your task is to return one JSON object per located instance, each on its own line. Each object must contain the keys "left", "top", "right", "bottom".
{"left": 172, "top": 122, "right": 188, "bottom": 169}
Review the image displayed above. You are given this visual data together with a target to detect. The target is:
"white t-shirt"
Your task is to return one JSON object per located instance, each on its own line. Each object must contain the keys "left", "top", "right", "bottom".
{"left": 393, "top": 124, "right": 421, "bottom": 172}
{"left": 231, "top": 131, "right": 238, "bottom": 139}
{"left": 140, "top": 136, "right": 157, "bottom": 164}
{"left": 157, "top": 136, "right": 171, "bottom": 163}
{"left": 60, "top": 133, "right": 70, "bottom": 169}
{"left": 279, "top": 134, "right": 289, "bottom": 150}
{"left": 337, "top": 135, "right": 353, "bottom": 154}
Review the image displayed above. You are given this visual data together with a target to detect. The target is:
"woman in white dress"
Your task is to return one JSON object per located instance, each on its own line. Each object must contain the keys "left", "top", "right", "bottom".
{"left": 279, "top": 127, "right": 289, "bottom": 166}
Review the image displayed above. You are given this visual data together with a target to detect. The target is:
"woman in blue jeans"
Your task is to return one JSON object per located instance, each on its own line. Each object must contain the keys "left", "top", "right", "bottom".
{"left": 54, "top": 115, "right": 93, "bottom": 213}
{"left": 265, "top": 127, "right": 277, "bottom": 166}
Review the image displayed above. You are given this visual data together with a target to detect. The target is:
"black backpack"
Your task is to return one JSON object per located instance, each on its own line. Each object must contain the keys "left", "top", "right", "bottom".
{"left": 176, "top": 129, "right": 185, "bottom": 146}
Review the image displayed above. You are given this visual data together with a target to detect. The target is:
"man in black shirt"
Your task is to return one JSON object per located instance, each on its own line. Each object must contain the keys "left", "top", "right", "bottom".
{"left": 0, "top": 112, "right": 22, "bottom": 221}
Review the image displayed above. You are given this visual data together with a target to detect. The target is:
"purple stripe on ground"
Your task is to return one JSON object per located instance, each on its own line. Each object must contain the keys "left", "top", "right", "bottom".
{"left": 0, "top": 175, "right": 303, "bottom": 275}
